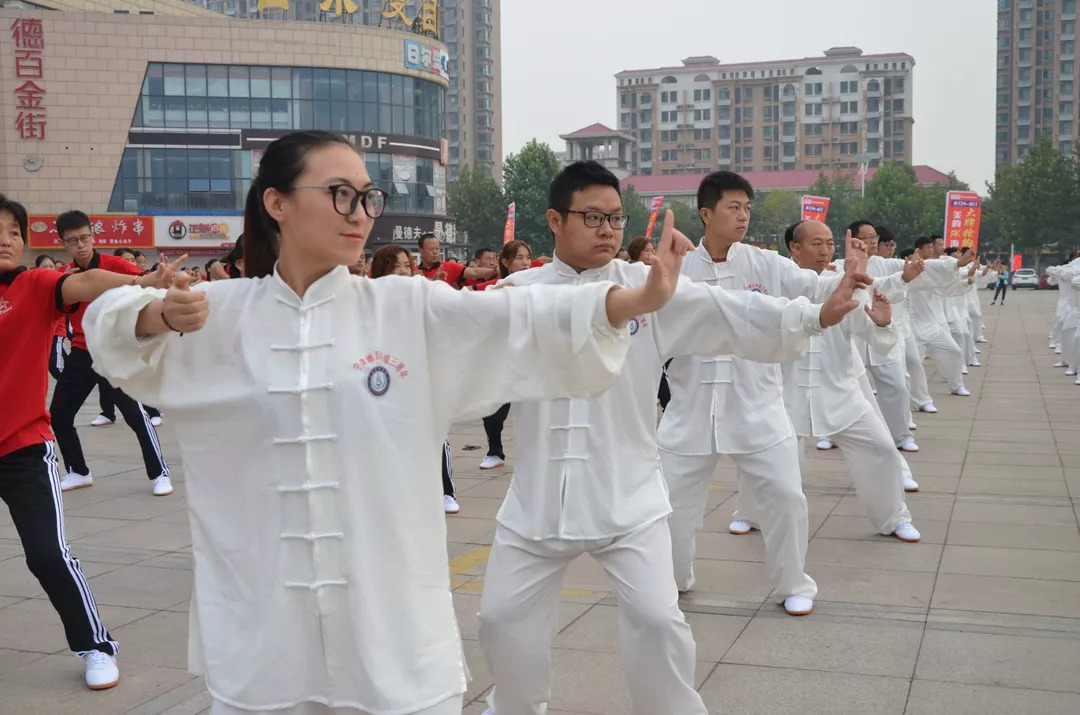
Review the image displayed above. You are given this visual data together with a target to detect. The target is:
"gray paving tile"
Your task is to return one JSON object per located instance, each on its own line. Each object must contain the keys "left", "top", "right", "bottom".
{"left": 905, "top": 680, "right": 1080, "bottom": 715}
{"left": 915, "top": 629, "right": 1080, "bottom": 692}
{"left": 700, "top": 664, "right": 909, "bottom": 715}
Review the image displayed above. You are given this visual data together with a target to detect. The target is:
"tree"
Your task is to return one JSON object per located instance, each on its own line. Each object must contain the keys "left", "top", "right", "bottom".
{"left": 987, "top": 135, "right": 1080, "bottom": 270}
{"left": 669, "top": 200, "right": 701, "bottom": 239}
{"left": 446, "top": 166, "right": 506, "bottom": 250}
{"left": 805, "top": 171, "right": 859, "bottom": 242}
{"left": 503, "top": 139, "right": 563, "bottom": 256}
{"left": 851, "top": 162, "right": 938, "bottom": 241}
{"left": 750, "top": 190, "right": 800, "bottom": 248}
{"left": 621, "top": 184, "right": 654, "bottom": 240}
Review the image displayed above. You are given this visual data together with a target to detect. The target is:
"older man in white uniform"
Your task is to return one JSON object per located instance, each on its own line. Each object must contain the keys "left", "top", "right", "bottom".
{"left": 477, "top": 162, "right": 869, "bottom": 715}
{"left": 777, "top": 221, "right": 922, "bottom": 544}
{"left": 908, "top": 236, "right": 974, "bottom": 397}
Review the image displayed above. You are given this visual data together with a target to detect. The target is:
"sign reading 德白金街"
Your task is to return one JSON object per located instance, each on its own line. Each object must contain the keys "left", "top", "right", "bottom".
{"left": 152, "top": 216, "right": 244, "bottom": 248}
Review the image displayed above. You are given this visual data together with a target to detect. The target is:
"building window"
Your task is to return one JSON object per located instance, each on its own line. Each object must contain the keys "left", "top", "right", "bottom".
{"left": 840, "top": 121, "right": 858, "bottom": 134}
{"left": 894, "top": 77, "right": 905, "bottom": 92}
{"left": 893, "top": 98, "right": 905, "bottom": 112}
{"left": 893, "top": 140, "right": 905, "bottom": 154}
{"left": 867, "top": 139, "right": 880, "bottom": 154}
{"left": 694, "top": 148, "right": 712, "bottom": 161}
{"left": 804, "top": 82, "right": 823, "bottom": 96}
{"left": 640, "top": 149, "right": 652, "bottom": 163}
{"left": 804, "top": 124, "right": 823, "bottom": 136}
{"left": 717, "top": 88, "right": 730, "bottom": 101}
{"left": 840, "top": 101, "right": 858, "bottom": 114}
{"left": 693, "top": 88, "right": 711, "bottom": 101}
{"left": 640, "top": 92, "right": 652, "bottom": 104}
{"left": 661, "top": 150, "right": 679, "bottom": 162}
{"left": 840, "top": 80, "right": 858, "bottom": 94}
{"left": 867, "top": 118, "right": 880, "bottom": 132}
{"left": 694, "top": 128, "right": 712, "bottom": 140}
{"left": 804, "top": 103, "right": 822, "bottom": 116}
{"left": 763, "top": 125, "right": 775, "bottom": 139}
{"left": 806, "top": 144, "right": 823, "bottom": 156}
{"left": 717, "top": 125, "right": 731, "bottom": 140}
{"left": 660, "top": 129, "right": 678, "bottom": 142}
{"left": 840, "top": 142, "right": 858, "bottom": 155}
{"left": 694, "top": 108, "right": 712, "bottom": 121}
{"left": 661, "top": 90, "right": 677, "bottom": 103}
{"left": 717, "top": 105, "right": 731, "bottom": 120}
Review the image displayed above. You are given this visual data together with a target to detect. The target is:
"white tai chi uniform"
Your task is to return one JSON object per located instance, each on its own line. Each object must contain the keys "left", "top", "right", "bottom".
{"left": 967, "top": 268, "right": 994, "bottom": 344}
{"left": 776, "top": 288, "right": 913, "bottom": 535}
{"left": 478, "top": 255, "right": 825, "bottom": 715}
{"left": 945, "top": 267, "right": 977, "bottom": 365}
{"left": 658, "top": 240, "right": 855, "bottom": 601}
{"left": 84, "top": 267, "right": 636, "bottom": 715}
{"left": 853, "top": 256, "right": 916, "bottom": 447}
{"left": 1048, "top": 259, "right": 1080, "bottom": 352}
{"left": 907, "top": 257, "right": 966, "bottom": 392}
{"left": 1060, "top": 268, "right": 1080, "bottom": 374}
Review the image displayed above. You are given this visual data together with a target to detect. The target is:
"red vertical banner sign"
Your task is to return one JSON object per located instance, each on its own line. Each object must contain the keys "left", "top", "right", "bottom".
{"left": 942, "top": 191, "right": 982, "bottom": 254}
{"left": 502, "top": 202, "right": 516, "bottom": 245}
{"left": 644, "top": 195, "right": 664, "bottom": 239}
{"left": 1012, "top": 253, "right": 1023, "bottom": 271}
{"left": 800, "top": 195, "right": 830, "bottom": 222}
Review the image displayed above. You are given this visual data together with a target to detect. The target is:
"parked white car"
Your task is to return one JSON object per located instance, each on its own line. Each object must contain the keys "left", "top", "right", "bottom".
{"left": 1012, "top": 268, "right": 1039, "bottom": 289}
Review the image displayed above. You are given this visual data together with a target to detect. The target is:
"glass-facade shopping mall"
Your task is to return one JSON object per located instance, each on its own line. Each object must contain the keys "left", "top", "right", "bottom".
{"left": 0, "top": 1, "right": 463, "bottom": 262}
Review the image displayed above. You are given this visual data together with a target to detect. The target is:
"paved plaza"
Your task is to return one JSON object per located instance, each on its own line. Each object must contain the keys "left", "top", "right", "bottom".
{"left": 2, "top": 289, "right": 1080, "bottom": 715}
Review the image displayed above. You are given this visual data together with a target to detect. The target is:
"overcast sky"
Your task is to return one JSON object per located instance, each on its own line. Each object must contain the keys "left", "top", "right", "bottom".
{"left": 500, "top": 0, "right": 996, "bottom": 191}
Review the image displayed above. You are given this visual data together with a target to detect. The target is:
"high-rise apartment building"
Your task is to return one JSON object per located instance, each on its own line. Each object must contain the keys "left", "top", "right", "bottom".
{"left": 442, "top": 0, "right": 502, "bottom": 180}
{"left": 184, "top": 0, "right": 502, "bottom": 181}
{"left": 995, "top": 0, "right": 1078, "bottom": 166}
{"left": 615, "top": 47, "right": 914, "bottom": 176}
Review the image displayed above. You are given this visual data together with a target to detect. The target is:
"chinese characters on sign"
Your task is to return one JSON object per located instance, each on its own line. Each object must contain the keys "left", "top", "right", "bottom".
{"left": 10, "top": 19, "right": 47, "bottom": 140}
{"left": 800, "top": 195, "right": 831, "bottom": 222}
{"left": 28, "top": 215, "right": 154, "bottom": 250}
{"left": 502, "top": 203, "right": 516, "bottom": 246}
{"left": 387, "top": 220, "right": 456, "bottom": 245}
{"left": 942, "top": 191, "right": 982, "bottom": 255}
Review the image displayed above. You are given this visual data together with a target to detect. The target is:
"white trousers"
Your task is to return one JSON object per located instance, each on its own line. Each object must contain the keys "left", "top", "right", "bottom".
{"left": 914, "top": 323, "right": 965, "bottom": 391}
{"left": 903, "top": 329, "right": 933, "bottom": 410}
{"left": 1051, "top": 308, "right": 1065, "bottom": 345}
{"left": 660, "top": 438, "right": 817, "bottom": 601}
{"left": 858, "top": 374, "right": 917, "bottom": 486}
{"left": 1063, "top": 320, "right": 1080, "bottom": 370}
{"left": 866, "top": 358, "right": 912, "bottom": 446}
{"left": 968, "top": 301, "right": 985, "bottom": 342}
{"left": 478, "top": 520, "right": 707, "bottom": 715}
{"left": 210, "top": 696, "right": 463, "bottom": 715}
{"left": 948, "top": 317, "right": 975, "bottom": 366}
{"left": 797, "top": 408, "right": 912, "bottom": 535}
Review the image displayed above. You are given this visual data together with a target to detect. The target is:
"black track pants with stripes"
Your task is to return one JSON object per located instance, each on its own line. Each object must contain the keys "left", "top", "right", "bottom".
{"left": 0, "top": 442, "right": 117, "bottom": 655}
{"left": 48, "top": 347, "right": 168, "bottom": 480}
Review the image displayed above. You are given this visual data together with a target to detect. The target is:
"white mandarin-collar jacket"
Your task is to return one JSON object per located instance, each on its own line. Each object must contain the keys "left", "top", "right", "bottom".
{"left": 497, "top": 252, "right": 826, "bottom": 539}
{"left": 658, "top": 240, "right": 844, "bottom": 456}
{"left": 83, "top": 266, "right": 634, "bottom": 715}
{"left": 781, "top": 284, "right": 899, "bottom": 437}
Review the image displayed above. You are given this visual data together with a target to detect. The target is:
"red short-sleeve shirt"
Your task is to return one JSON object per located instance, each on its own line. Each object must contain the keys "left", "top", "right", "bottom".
{"left": 419, "top": 261, "right": 466, "bottom": 288}
{"left": 0, "top": 267, "right": 76, "bottom": 457}
{"left": 61, "top": 252, "right": 142, "bottom": 350}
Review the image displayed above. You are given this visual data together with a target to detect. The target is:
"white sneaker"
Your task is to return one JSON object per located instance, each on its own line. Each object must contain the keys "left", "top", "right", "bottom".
{"left": 1056, "top": 347, "right": 1063, "bottom": 354}
{"left": 443, "top": 495, "right": 460, "bottom": 514}
{"left": 969, "top": 359, "right": 981, "bottom": 367}
{"left": 150, "top": 416, "right": 163, "bottom": 427}
{"left": 60, "top": 471, "right": 93, "bottom": 492}
{"left": 919, "top": 402, "right": 938, "bottom": 414}
{"left": 951, "top": 386, "right": 971, "bottom": 396}
{"left": 899, "top": 439, "right": 919, "bottom": 453}
{"left": 478, "top": 455, "right": 505, "bottom": 470}
{"left": 83, "top": 650, "right": 119, "bottom": 690}
{"left": 482, "top": 708, "right": 494, "bottom": 715}
{"left": 977, "top": 337, "right": 988, "bottom": 343}
{"left": 89, "top": 415, "right": 114, "bottom": 427}
{"left": 1066, "top": 370, "right": 1077, "bottom": 377}
{"left": 816, "top": 439, "right": 835, "bottom": 450}
{"left": 784, "top": 595, "right": 814, "bottom": 616}
{"left": 909, "top": 421, "right": 918, "bottom": 431}
{"left": 903, "top": 475, "right": 919, "bottom": 492}
{"left": 1075, "top": 376, "right": 1080, "bottom": 386}
{"left": 1054, "top": 361, "right": 1067, "bottom": 368}
{"left": 961, "top": 366, "right": 969, "bottom": 375}
{"left": 729, "top": 519, "right": 754, "bottom": 535}
{"left": 152, "top": 475, "right": 173, "bottom": 496}
{"left": 893, "top": 522, "right": 921, "bottom": 542}
{"left": 974, "top": 347, "right": 981, "bottom": 354}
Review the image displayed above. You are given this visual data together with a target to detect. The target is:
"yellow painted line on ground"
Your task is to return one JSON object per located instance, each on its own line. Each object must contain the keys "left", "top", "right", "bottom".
{"left": 448, "top": 544, "right": 596, "bottom": 599}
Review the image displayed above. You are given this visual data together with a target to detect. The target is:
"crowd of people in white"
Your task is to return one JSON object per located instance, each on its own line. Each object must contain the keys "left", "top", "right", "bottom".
{"left": 1, "top": 128, "right": 1060, "bottom": 714}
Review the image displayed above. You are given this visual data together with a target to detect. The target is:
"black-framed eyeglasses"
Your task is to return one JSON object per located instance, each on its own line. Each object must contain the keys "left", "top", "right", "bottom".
{"left": 294, "top": 184, "right": 387, "bottom": 218}
{"left": 565, "top": 210, "right": 629, "bottom": 230}
{"left": 62, "top": 234, "right": 94, "bottom": 248}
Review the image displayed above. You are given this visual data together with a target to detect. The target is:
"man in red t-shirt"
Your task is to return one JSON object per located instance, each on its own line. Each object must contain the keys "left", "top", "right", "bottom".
{"left": 0, "top": 195, "right": 176, "bottom": 690}
{"left": 417, "top": 232, "right": 496, "bottom": 288}
{"left": 48, "top": 211, "right": 173, "bottom": 497}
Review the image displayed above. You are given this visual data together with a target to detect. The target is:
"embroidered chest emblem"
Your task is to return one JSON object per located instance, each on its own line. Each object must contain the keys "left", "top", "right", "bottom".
{"left": 628, "top": 314, "right": 649, "bottom": 336}
{"left": 0, "top": 298, "right": 11, "bottom": 316}
{"left": 353, "top": 350, "right": 409, "bottom": 397}
{"left": 746, "top": 283, "right": 768, "bottom": 294}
